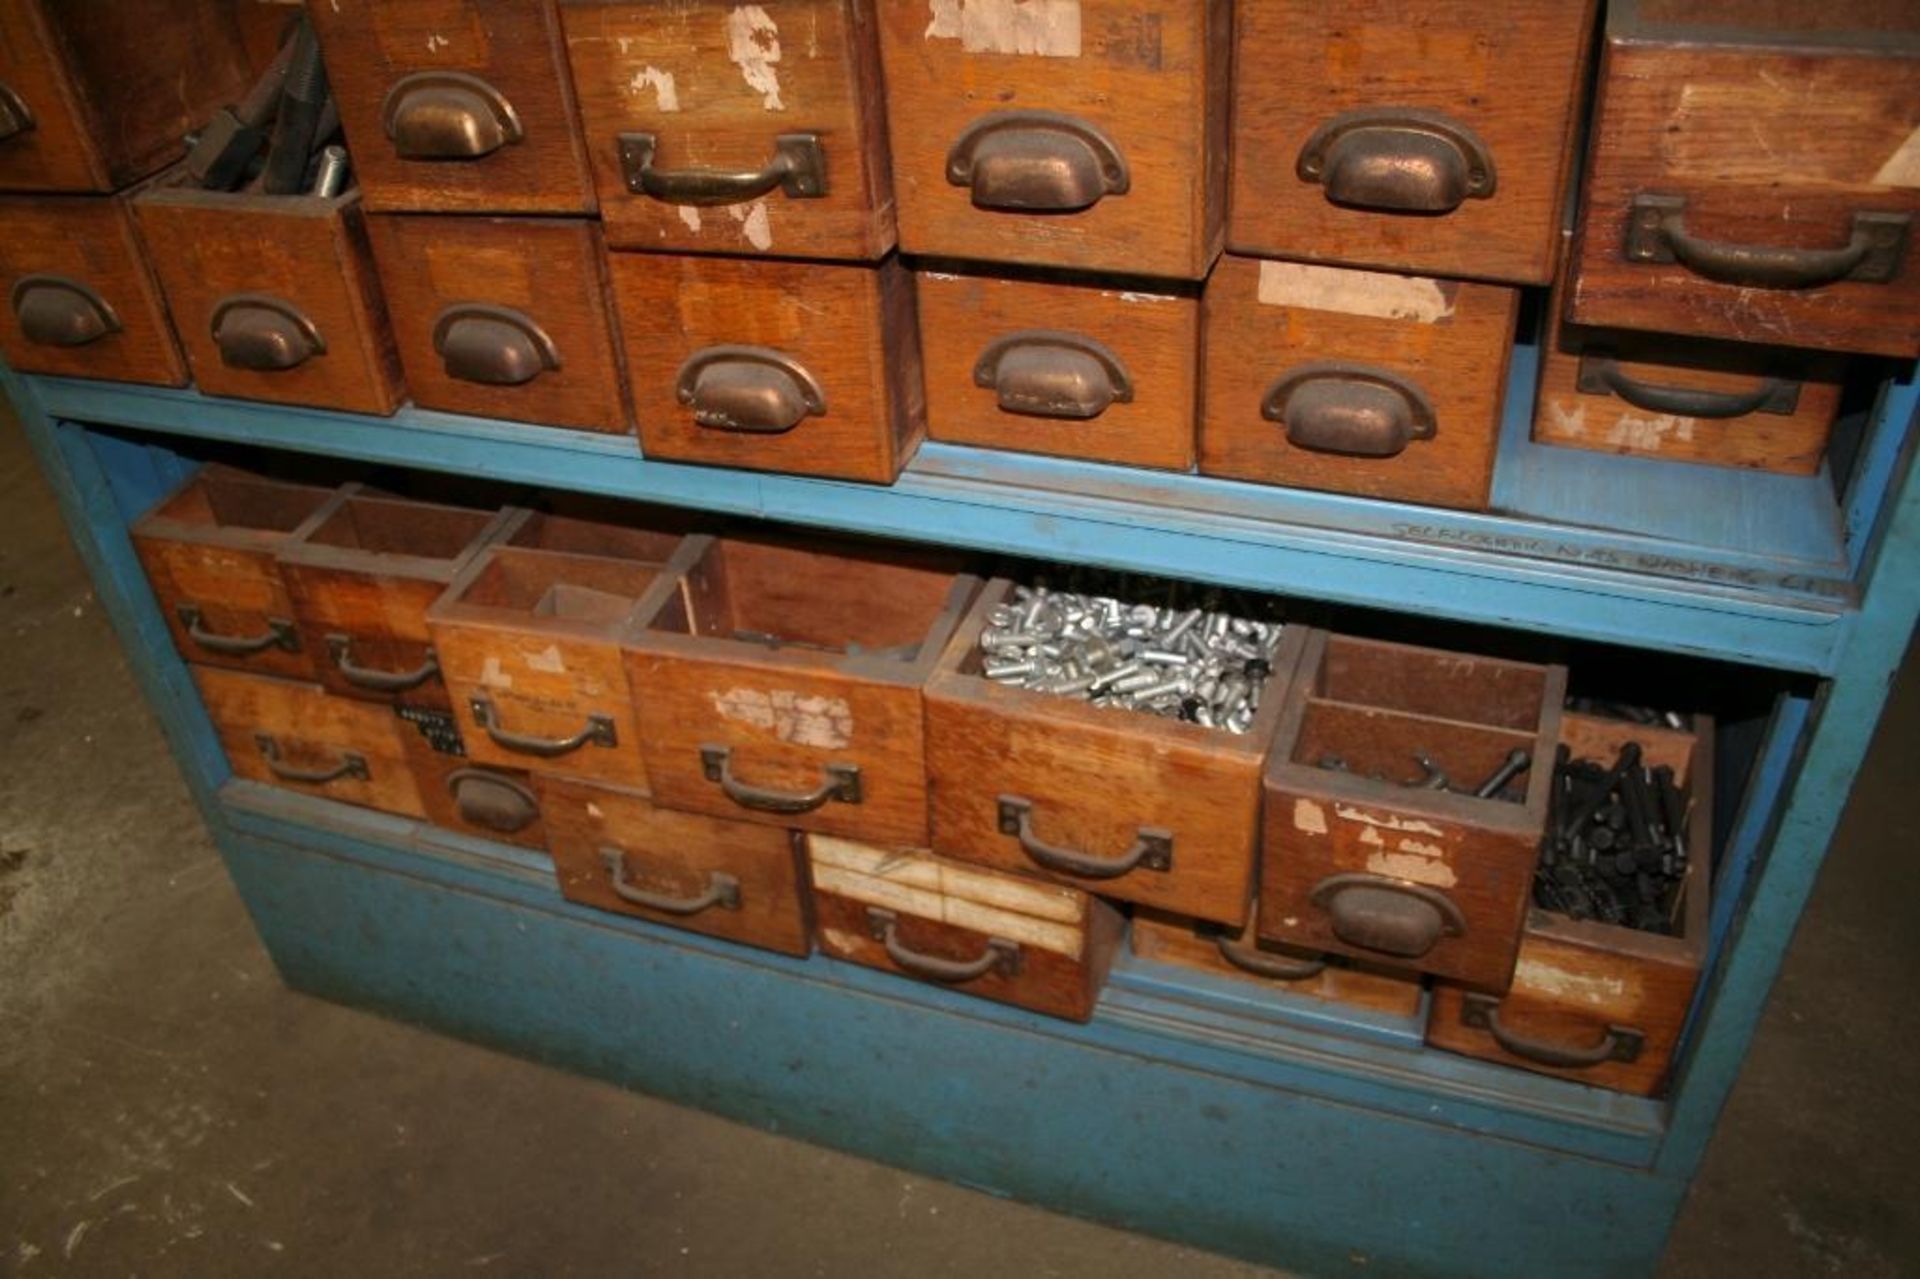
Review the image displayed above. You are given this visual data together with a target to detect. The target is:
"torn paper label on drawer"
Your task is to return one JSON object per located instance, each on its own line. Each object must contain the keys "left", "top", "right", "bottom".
{"left": 712, "top": 687, "right": 854, "bottom": 748}
{"left": 925, "top": 0, "right": 1082, "bottom": 57}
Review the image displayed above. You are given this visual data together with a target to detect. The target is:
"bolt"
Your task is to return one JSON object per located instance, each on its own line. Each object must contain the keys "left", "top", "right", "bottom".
{"left": 1411, "top": 751, "right": 1451, "bottom": 791}
{"left": 1472, "top": 747, "right": 1532, "bottom": 799}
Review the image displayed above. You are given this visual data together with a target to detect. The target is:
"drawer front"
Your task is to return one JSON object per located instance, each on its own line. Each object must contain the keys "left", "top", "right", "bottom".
{"left": 370, "top": 214, "right": 628, "bottom": 433}
{"left": 0, "top": 194, "right": 185, "bottom": 385}
{"left": 135, "top": 191, "right": 404, "bottom": 416}
{"left": 1230, "top": 0, "right": 1597, "bottom": 285}
{"left": 1200, "top": 256, "right": 1517, "bottom": 511}
{"left": 282, "top": 566, "right": 453, "bottom": 710}
{"left": 610, "top": 252, "right": 923, "bottom": 484}
{"left": 308, "top": 0, "right": 594, "bottom": 213}
{"left": 877, "top": 0, "right": 1228, "bottom": 279}
{"left": 0, "top": 1, "right": 103, "bottom": 190}
{"left": 1570, "top": 36, "right": 1920, "bottom": 357}
{"left": 193, "top": 667, "right": 424, "bottom": 818}
{"left": 541, "top": 775, "right": 813, "bottom": 956}
{"left": 918, "top": 270, "right": 1199, "bottom": 471}
{"left": 1130, "top": 907, "right": 1424, "bottom": 1018}
{"left": 404, "top": 731, "right": 549, "bottom": 851}
{"left": 135, "top": 535, "right": 318, "bottom": 682}
{"left": 561, "top": 0, "right": 892, "bottom": 260}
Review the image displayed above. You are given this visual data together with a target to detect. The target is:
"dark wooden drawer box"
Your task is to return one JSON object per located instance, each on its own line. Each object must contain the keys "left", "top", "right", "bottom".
{"left": 624, "top": 533, "right": 978, "bottom": 848}
{"left": 1131, "top": 905, "right": 1424, "bottom": 1019}
{"left": 135, "top": 185, "right": 405, "bottom": 416}
{"left": 1229, "top": 0, "right": 1598, "bottom": 286}
{"left": 809, "top": 836, "right": 1122, "bottom": 1022}
{"left": 307, "top": 0, "right": 594, "bottom": 214}
{"left": 193, "top": 666, "right": 424, "bottom": 818}
{"left": 917, "top": 266, "right": 1199, "bottom": 472}
{"left": 560, "top": 0, "right": 893, "bottom": 260}
{"left": 1258, "top": 631, "right": 1566, "bottom": 990}
{"left": 924, "top": 579, "right": 1306, "bottom": 926}
{"left": 0, "top": 192, "right": 184, "bottom": 385}
{"left": 609, "top": 252, "right": 923, "bottom": 484}
{"left": 405, "top": 741, "right": 549, "bottom": 851}
{"left": 132, "top": 465, "right": 337, "bottom": 682}
{"left": 369, "top": 213, "right": 629, "bottom": 433}
{"left": 540, "top": 774, "right": 813, "bottom": 956}
{"left": 1200, "top": 255, "right": 1518, "bottom": 511}
{"left": 1426, "top": 712, "right": 1712, "bottom": 1095}
{"left": 1568, "top": 1, "right": 1920, "bottom": 358}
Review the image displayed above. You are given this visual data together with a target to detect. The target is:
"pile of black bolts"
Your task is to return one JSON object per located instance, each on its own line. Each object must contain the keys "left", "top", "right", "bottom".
{"left": 1538, "top": 741, "right": 1691, "bottom": 933}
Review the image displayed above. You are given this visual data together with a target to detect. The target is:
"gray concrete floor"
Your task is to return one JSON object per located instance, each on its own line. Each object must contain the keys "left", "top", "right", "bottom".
{"left": 1, "top": 416, "right": 1914, "bottom": 1279}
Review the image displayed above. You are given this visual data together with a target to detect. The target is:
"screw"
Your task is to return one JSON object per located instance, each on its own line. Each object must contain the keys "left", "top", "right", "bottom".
{"left": 1472, "top": 747, "right": 1532, "bottom": 799}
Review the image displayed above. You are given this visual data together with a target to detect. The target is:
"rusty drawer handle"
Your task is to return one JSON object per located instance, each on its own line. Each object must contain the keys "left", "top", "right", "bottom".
{"left": 1625, "top": 195, "right": 1910, "bottom": 290}
{"left": 1576, "top": 350, "right": 1800, "bottom": 419}
{"left": 947, "top": 110, "right": 1130, "bottom": 213}
{"left": 675, "top": 345, "right": 826, "bottom": 434}
{"left": 468, "top": 695, "right": 616, "bottom": 757}
{"left": 1216, "top": 935, "right": 1328, "bottom": 982}
{"left": 699, "top": 744, "right": 861, "bottom": 814}
{"left": 617, "top": 131, "right": 827, "bottom": 207}
{"left": 326, "top": 634, "right": 439, "bottom": 694}
{"left": 178, "top": 605, "right": 299, "bottom": 656}
{"left": 448, "top": 768, "right": 540, "bottom": 834}
{"left": 1262, "top": 361, "right": 1437, "bottom": 458}
{"left": 866, "top": 907, "right": 1021, "bottom": 983}
{"left": 11, "top": 275, "right": 121, "bottom": 347}
{"left": 973, "top": 330, "right": 1133, "bottom": 420}
{"left": 210, "top": 294, "right": 325, "bottom": 372}
{"left": 432, "top": 303, "right": 560, "bottom": 387}
{"left": 1309, "top": 873, "right": 1465, "bottom": 958}
{"left": 1297, "top": 108, "right": 1496, "bottom": 214}
{"left": 996, "top": 795, "right": 1172, "bottom": 880}
{"left": 0, "top": 80, "right": 34, "bottom": 142}
{"left": 600, "top": 847, "right": 741, "bottom": 915}
{"left": 382, "top": 70, "right": 523, "bottom": 160}
{"left": 253, "top": 732, "right": 369, "bottom": 785}
{"left": 1460, "top": 992, "right": 1645, "bottom": 1069}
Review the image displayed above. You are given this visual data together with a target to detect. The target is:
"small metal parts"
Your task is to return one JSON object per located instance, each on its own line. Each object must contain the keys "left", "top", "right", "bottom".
{"left": 1537, "top": 742, "right": 1692, "bottom": 934}
{"left": 184, "top": 14, "right": 352, "bottom": 199}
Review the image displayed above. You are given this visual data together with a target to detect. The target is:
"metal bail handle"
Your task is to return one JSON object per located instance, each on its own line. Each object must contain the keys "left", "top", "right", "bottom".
{"left": 1575, "top": 350, "right": 1802, "bottom": 419}
{"left": 253, "top": 733, "right": 369, "bottom": 785}
{"left": 327, "top": 634, "right": 439, "bottom": 693}
{"left": 468, "top": 695, "right": 617, "bottom": 757}
{"left": 675, "top": 345, "right": 827, "bottom": 434}
{"left": 996, "top": 795, "right": 1172, "bottom": 880}
{"left": 947, "top": 110, "right": 1130, "bottom": 213}
{"left": 1215, "top": 934, "right": 1329, "bottom": 981}
{"left": 1263, "top": 360, "right": 1438, "bottom": 458}
{"left": 600, "top": 847, "right": 741, "bottom": 915}
{"left": 1460, "top": 993, "right": 1645, "bottom": 1069}
{"left": 382, "top": 71, "right": 524, "bottom": 160}
{"left": 432, "top": 303, "right": 561, "bottom": 387}
{"left": 1309, "top": 873, "right": 1466, "bottom": 958}
{"left": 210, "top": 294, "right": 326, "bottom": 372}
{"left": 866, "top": 907, "right": 1021, "bottom": 983}
{"left": 1296, "top": 107, "right": 1497, "bottom": 214}
{"left": 617, "top": 131, "right": 827, "bottom": 206}
{"left": 972, "top": 330, "right": 1134, "bottom": 420}
{"left": 1624, "top": 194, "right": 1911, "bottom": 290}
{"left": 11, "top": 275, "right": 122, "bottom": 347}
{"left": 0, "top": 81, "right": 34, "bottom": 142}
{"left": 699, "top": 744, "right": 862, "bottom": 814}
{"left": 178, "top": 605, "right": 300, "bottom": 657}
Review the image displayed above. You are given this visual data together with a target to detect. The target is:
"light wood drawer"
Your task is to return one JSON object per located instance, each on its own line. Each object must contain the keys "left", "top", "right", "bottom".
{"left": 1131, "top": 905, "right": 1423, "bottom": 1019}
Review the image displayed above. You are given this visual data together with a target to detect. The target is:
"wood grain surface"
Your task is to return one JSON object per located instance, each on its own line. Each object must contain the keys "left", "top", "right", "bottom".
{"left": 1131, "top": 904, "right": 1424, "bottom": 1017}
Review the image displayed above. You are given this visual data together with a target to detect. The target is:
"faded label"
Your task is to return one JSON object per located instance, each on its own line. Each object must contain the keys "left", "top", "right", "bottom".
{"left": 1333, "top": 805, "right": 1446, "bottom": 838}
{"left": 1363, "top": 849, "right": 1458, "bottom": 888}
{"left": 711, "top": 688, "right": 853, "bottom": 748}
{"left": 728, "top": 200, "right": 774, "bottom": 251}
{"left": 1258, "top": 259, "right": 1455, "bottom": 323}
{"left": 677, "top": 206, "right": 703, "bottom": 233}
{"left": 627, "top": 65, "right": 680, "bottom": 111}
{"left": 1292, "top": 798, "right": 1328, "bottom": 836}
{"left": 523, "top": 644, "right": 567, "bottom": 674}
{"left": 1875, "top": 126, "right": 1920, "bottom": 188}
{"left": 726, "top": 5, "right": 786, "bottom": 110}
{"left": 1514, "top": 956, "right": 1632, "bottom": 1008}
{"left": 478, "top": 656, "right": 512, "bottom": 689}
{"left": 925, "top": 0, "right": 1082, "bottom": 57}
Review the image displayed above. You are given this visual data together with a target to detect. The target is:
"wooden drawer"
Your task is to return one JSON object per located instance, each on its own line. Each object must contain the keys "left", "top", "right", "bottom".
{"left": 917, "top": 266, "right": 1199, "bottom": 472}
{"left": 1259, "top": 632, "right": 1565, "bottom": 990}
{"left": 624, "top": 533, "right": 978, "bottom": 848}
{"left": 369, "top": 214, "right": 628, "bottom": 434}
{"left": 1200, "top": 255, "right": 1518, "bottom": 511}
{"left": 406, "top": 736, "right": 549, "bottom": 851}
{"left": 193, "top": 666, "right": 424, "bottom": 818}
{"left": 307, "top": 0, "right": 594, "bottom": 214}
{"left": 1426, "top": 712, "right": 1712, "bottom": 1095}
{"left": 428, "top": 507, "right": 689, "bottom": 790}
{"left": 609, "top": 252, "right": 922, "bottom": 484}
{"left": 540, "top": 775, "right": 813, "bottom": 957}
{"left": 1568, "top": 2, "right": 1920, "bottom": 357}
{"left": 560, "top": 0, "right": 893, "bottom": 261}
{"left": 924, "top": 579, "right": 1306, "bottom": 925}
{"left": 1131, "top": 905, "right": 1423, "bottom": 1019}
{"left": 1229, "top": 0, "right": 1598, "bottom": 286}
{"left": 134, "top": 185, "right": 405, "bottom": 416}
{"left": 876, "top": 0, "right": 1228, "bottom": 280}
{"left": 0, "top": 192, "right": 184, "bottom": 385}
{"left": 279, "top": 487, "right": 510, "bottom": 711}
{"left": 0, "top": 0, "right": 252, "bottom": 192}
{"left": 132, "top": 465, "right": 337, "bottom": 682}
{"left": 809, "top": 836, "right": 1122, "bottom": 1022}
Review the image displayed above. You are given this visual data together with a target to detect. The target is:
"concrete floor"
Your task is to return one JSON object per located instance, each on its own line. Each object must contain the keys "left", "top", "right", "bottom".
{"left": 1, "top": 417, "right": 1915, "bottom": 1279}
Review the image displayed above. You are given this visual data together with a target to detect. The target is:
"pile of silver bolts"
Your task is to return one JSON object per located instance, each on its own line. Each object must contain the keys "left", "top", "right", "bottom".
{"left": 979, "top": 584, "right": 1284, "bottom": 734}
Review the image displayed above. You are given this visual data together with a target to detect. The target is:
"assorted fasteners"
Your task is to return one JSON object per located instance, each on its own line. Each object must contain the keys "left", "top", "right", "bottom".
{"left": 1537, "top": 742, "right": 1692, "bottom": 933}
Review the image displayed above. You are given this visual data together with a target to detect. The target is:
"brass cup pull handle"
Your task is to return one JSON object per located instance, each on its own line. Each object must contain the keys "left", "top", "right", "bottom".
{"left": 866, "top": 907, "right": 1021, "bottom": 983}
{"left": 617, "top": 131, "right": 827, "bottom": 207}
{"left": 210, "top": 293, "right": 325, "bottom": 372}
{"left": 1216, "top": 935, "right": 1328, "bottom": 982}
{"left": 382, "top": 71, "right": 524, "bottom": 160}
{"left": 253, "top": 733, "right": 369, "bottom": 785}
{"left": 1309, "top": 873, "right": 1466, "bottom": 958}
{"left": 600, "top": 847, "right": 741, "bottom": 915}
{"left": 178, "top": 605, "right": 300, "bottom": 656}
{"left": 699, "top": 744, "right": 862, "bottom": 815}
{"left": 675, "top": 345, "right": 827, "bottom": 434}
{"left": 11, "top": 274, "right": 121, "bottom": 347}
{"left": 468, "top": 695, "right": 616, "bottom": 757}
{"left": 447, "top": 768, "right": 541, "bottom": 834}
{"left": 996, "top": 795, "right": 1172, "bottom": 880}
{"left": 1460, "top": 993, "right": 1645, "bottom": 1069}
{"left": 972, "top": 330, "right": 1133, "bottom": 420}
{"left": 1625, "top": 195, "right": 1910, "bottom": 290}
{"left": 1297, "top": 108, "right": 1497, "bottom": 214}
{"left": 432, "top": 303, "right": 560, "bottom": 387}
{"left": 1262, "top": 361, "right": 1437, "bottom": 458}
{"left": 0, "top": 80, "right": 35, "bottom": 142}
{"left": 326, "top": 634, "right": 439, "bottom": 694}
{"left": 1576, "top": 350, "right": 1801, "bottom": 419}
{"left": 947, "top": 110, "right": 1130, "bottom": 213}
